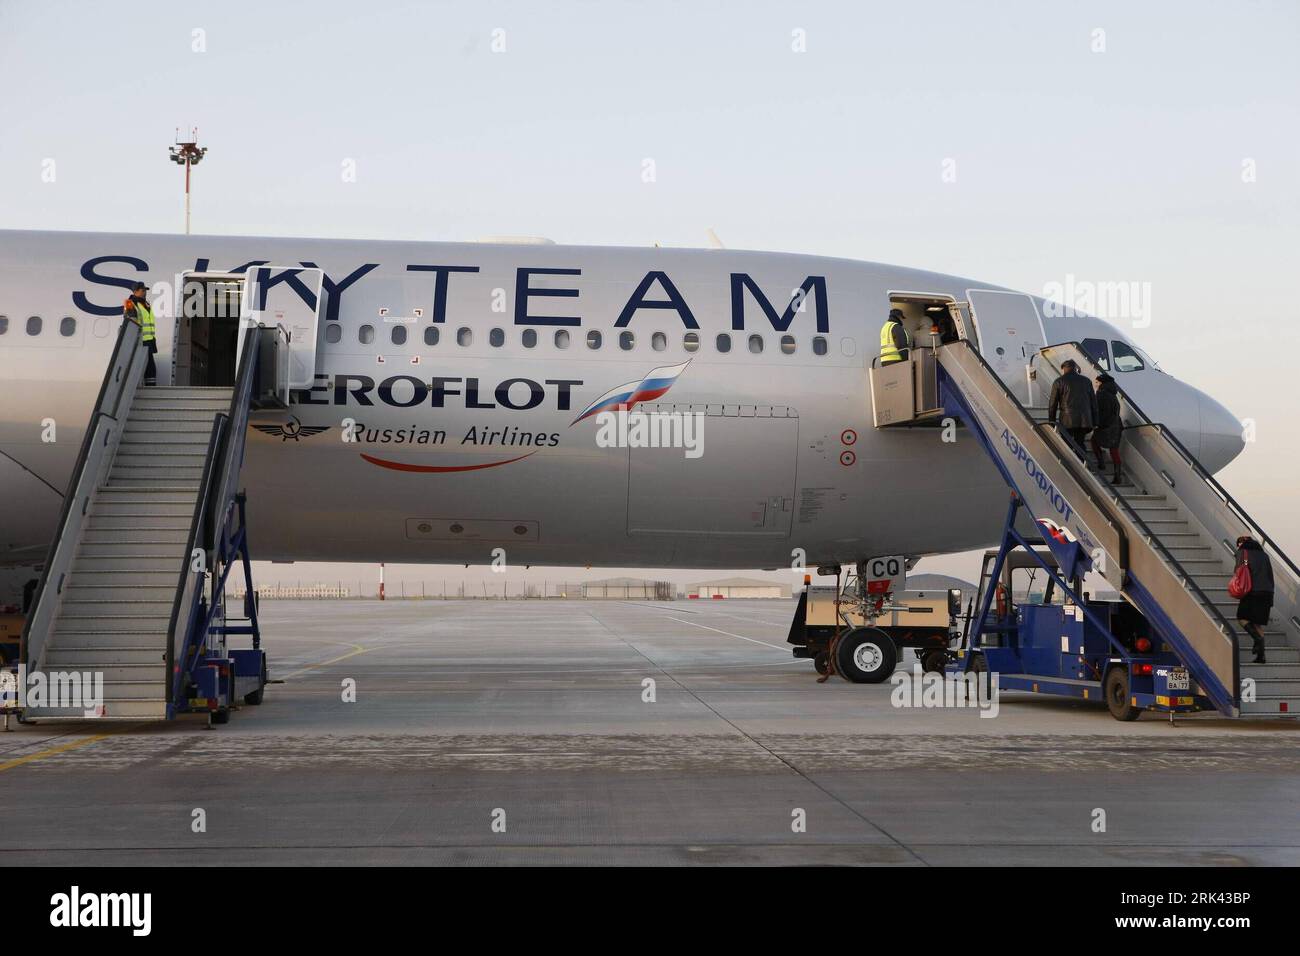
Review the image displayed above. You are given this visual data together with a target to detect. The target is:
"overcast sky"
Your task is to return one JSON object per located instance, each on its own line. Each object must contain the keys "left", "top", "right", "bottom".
{"left": 2, "top": 0, "right": 1296, "bottom": 592}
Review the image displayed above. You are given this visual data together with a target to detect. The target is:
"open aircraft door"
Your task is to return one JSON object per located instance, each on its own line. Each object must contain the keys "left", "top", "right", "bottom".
{"left": 965, "top": 289, "right": 1046, "bottom": 406}
{"left": 238, "top": 266, "right": 325, "bottom": 390}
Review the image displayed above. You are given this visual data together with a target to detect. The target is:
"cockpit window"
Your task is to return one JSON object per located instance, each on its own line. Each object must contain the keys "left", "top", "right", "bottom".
{"left": 1111, "top": 340, "right": 1145, "bottom": 372}
{"left": 1080, "top": 338, "right": 1110, "bottom": 371}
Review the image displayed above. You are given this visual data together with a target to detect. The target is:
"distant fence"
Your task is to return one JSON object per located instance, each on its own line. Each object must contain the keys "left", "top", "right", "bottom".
{"left": 228, "top": 582, "right": 677, "bottom": 601}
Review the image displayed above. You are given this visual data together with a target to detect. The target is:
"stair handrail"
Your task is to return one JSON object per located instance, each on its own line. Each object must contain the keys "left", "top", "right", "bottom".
{"left": 166, "top": 415, "right": 227, "bottom": 705}
{"left": 208, "top": 325, "right": 275, "bottom": 550}
{"left": 1041, "top": 341, "right": 1300, "bottom": 589}
{"left": 942, "top": 338, "right": 1241, "bottom": 709}
{"left": 939, "top": 338, "right": 1128, "bottom": 561}
{"left": 1035, "top": 342, "right": 1244, "bottom": 708}
{"left": 166, "top": 325, "right": 267, "bottom": 704}
{"left": 20, "top": 319, "right": 145, "bottom": 674}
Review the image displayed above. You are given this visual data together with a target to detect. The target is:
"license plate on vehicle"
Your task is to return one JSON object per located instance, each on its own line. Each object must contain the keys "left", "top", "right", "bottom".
{"left": 1166, "top": 667, "right": 1189, "bottom": 691}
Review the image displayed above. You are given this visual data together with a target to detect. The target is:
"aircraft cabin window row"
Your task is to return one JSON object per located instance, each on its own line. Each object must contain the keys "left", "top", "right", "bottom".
{"left": 328, "top": 321, "right": 831, "bottom": 357}
{"left": 0, "top": 316, "right": 79, "bottom": 337}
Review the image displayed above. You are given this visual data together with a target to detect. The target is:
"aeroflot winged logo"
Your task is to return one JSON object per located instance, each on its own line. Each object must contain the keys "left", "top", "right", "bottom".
{"left": 356, "top": 361, "right": 691, "bottom": 473}
{"left": 570, "top": 361, "right": 691, "bottom": 425}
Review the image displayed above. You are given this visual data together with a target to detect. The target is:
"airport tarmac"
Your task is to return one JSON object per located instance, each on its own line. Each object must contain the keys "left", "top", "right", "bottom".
{"left": 2, "top": 598, "right": 1299, "bottom": 866}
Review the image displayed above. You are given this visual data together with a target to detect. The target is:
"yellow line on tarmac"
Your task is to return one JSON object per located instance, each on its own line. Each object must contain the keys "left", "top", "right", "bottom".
{"left": 0, "top": 733, "right": 109, "bottom": 774}
{"left": 280, "top": 643, "right": 369, "bottom": 680}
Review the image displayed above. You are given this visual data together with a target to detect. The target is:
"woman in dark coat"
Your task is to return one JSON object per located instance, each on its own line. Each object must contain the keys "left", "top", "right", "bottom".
{"left": 1235, "top": 536, "right": 1275, "bottom": 663}
{"left": 1090, "top": 373, "right": 1123, "bottom": 484}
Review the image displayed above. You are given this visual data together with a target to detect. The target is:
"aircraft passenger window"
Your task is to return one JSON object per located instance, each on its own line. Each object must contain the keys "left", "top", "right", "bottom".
{"left": 391, "top": 325, "right": 407, "bottom": 346}
{"left": 1111, "top": 340, "right": 1145, "bottom": 372}
{"left": 619, "top": 331, "right": 635, "bottom": 351}
{"left": 683, "top": 332, "right": 699, "bottom": 353}
{"left": 0, "top": 316, "right": 7, "bottom": 335}
{"left": 586, "top": 330, "right": 602, "bottom": 349}
{"left": 359, "top": 324, "right": 375, "bottom": 344}
{"left": 1080, "top": 337, "right": 1110, "bottom": 370}
{"left": 26, "top": 316, "right": 42, "bottom": 336}
{"left": 812, "top": 336, "right": 827, "bottom": 356}
{"left": 780, "top": 334, "right": 795, "bottom": 354}
{"left": 716, "top": 333, "right": 731, "bottom": 353}
{"left": 60, "top": 317, "right": 76, "bottom": 337}
{"left": 748, "top": 334, "right": 763, "bottom": 354}
{"left": 325, "top": 324, "right": 342, "bottom": 344}
{"left": 457, "top": 327, "right": 472, "bottom": 347}
{"left": 554, "top": 329, "right": 570, "bottom": 349}
{"left": 522, "top": 329, "right": 537, "bottom": 348}
{"left": 651, "top": 331, "right": 667, "bottom": 352}
{"left": 490, "top": 328, "right": 505, "bottom": 347}
{"left": 423, "top": 326, "right": 439, "bottom": 346}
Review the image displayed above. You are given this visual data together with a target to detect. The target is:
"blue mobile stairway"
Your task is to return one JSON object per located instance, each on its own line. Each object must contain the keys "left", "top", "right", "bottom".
{"left": 876, "top": 317, "right": 1300, "bottom": 717}
{"left": 18, "top": 321, "right": 286, "bottom": 723}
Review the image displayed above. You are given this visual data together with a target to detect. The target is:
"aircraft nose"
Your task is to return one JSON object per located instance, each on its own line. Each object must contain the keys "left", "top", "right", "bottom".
{"left": 1196, "top": 391, "right": 1245, "bottom": 474}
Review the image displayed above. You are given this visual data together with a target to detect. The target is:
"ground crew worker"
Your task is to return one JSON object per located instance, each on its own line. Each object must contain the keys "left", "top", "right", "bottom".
{"left": 1047, "top": 359, "right": 1097, "bottom": 459}
{"left": 879, "top": 308, "right": 911, "bottom": 365}
{"left": 123, "top": 281, "right": 157, "bottom": 385}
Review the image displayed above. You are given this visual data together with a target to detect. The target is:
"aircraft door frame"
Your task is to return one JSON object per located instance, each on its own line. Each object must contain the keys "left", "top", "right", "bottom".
{"left": 965, "top": 289, "right": 1047, "bottom": 406}
{"left": 239, "top": 266, "right": 325, "bottom": 389}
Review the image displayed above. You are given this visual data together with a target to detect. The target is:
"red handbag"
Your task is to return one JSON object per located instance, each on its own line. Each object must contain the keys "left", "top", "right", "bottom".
{"left": 1228, "top": 558, "right": 1253, "bottom": 600}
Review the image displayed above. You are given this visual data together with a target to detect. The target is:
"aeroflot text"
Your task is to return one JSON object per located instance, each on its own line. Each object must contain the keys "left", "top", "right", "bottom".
{"left": 1001, "top": 428, "right": 1074, "bottom": 523}
{"left": 294, "top": 374, "right": 582, "bottom": 411}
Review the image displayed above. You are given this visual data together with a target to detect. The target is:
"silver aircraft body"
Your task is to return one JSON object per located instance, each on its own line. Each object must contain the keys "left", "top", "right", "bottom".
{"left": 0, "top": 229, "right": 1244, "bottom": 592}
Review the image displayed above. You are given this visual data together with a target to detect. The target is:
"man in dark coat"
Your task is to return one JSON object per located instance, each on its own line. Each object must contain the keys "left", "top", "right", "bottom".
{"left": 1090, "top": 373, "right": 1124, "bottom": 484}
{"left": 1047, "top": 359, "right": 1098, "bottom": 460}
{"left": 1235, "top": 536, "right": 1275, "bottom": 663}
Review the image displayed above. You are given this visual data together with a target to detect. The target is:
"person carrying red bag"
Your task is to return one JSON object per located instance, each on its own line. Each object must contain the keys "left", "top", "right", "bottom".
{"left": 1230, "top": 536, "right": 1274, "bottom": 664}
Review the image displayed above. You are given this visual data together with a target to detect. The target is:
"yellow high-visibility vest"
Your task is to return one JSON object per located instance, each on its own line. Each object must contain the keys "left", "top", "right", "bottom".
{"left": 128, "top": 298, "right": 156, "bottom": 342}
{"left": 879, "top": 319, "right": 910, "bottom": 365}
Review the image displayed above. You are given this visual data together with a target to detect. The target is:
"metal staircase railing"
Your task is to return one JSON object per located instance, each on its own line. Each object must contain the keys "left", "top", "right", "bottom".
{"left": 1041, "top": 341, "right": 1300, "bottom": 654}
{"left": 20, "top": 319, "right": 147, "bottom": 676}
{"left": 166, "top": 325, "right": 270, "bottom": 709}
{"left": 937, "top": 338, "right": 1241, "bottom": 714}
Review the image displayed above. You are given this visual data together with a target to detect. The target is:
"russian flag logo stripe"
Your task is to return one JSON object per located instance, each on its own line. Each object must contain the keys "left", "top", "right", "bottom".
{"left": 571, "top": 361, "right": 691, "bottom": 425}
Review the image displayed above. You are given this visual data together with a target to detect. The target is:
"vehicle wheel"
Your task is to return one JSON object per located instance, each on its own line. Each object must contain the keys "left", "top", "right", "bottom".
{"left": 922, "top": 649, "right": 948, "bottom": 674}
{"left": 836, "top": 628, "right": 897, "bottom": 684}
{"left": 212, "top": 706, "right": 231, "bottom": 725}
{"left": 813, "top": 652, "right": 830, "bottom": 676}
{"left": 1104, "top": 667, "right": 1142, "bottom": 721}
{"left": 244, "top": 658, "right": 267, "bottom": 705}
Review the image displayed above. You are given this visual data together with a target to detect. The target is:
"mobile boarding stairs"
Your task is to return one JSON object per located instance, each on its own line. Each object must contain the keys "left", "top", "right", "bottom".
{"left": 17, "top": 318, "right": 293, "bottom": 723}
{"left": 871, "top": 302, "right": 1300, "bottom": 717}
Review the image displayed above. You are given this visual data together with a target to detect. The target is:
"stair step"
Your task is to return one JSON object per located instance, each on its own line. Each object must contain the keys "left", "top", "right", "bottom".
{"left": 1239, "top": 694, "right": 1300, "bottom": 715}
{"left": 41, "top": 630, "right": 171, "bottom": 650}
{"left": 95, "top": 485, "right": 200, "bottom": 496}
{"left": 82, "top": 527, "right": 189, "bottom": 545}
{"left": 69, "top": 558, "right": 182, "bottom": 574}
{"left": 75, "top": 544, "right": 186, "bottom": 561}
{"left": 54, "top": 613, "right": 171, "bottom": 632}
{"left": 62, "top": 587, "right": 178, "bottom": 600}
{"left": 107, "top": 469, "right": 205, "bottom": 484}
{"left": 93, "top": 500, "right": 196, "bottom": 517}
{"left": 45, "top": 646, "right": 167, "bottom": 666}
{"left": 59, "top": 598, "right": 175, "bottom": 617}
{"left": 114, "top": 451, "right": 210, "bottom": 465}
{"left": 67, "top": 572, "right": 178, "bottom": 589}
{"left": 86, "top": 514, "right": 192, "bottom": 532}
{"left": 1240, "top": 661, "right": 1300, "bottom": 677}
{"left": 24, "top": 699, "right": 168, "bottom": 720}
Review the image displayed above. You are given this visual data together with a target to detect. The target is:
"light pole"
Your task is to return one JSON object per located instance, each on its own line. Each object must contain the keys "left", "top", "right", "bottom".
{"left": 169, "top": 128, "right": 207, "bottom": 235}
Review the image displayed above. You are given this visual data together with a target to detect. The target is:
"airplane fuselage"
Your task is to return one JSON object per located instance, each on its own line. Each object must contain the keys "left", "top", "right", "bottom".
{"left": 0, "top": 230, "right": 1242, "bottom": 575}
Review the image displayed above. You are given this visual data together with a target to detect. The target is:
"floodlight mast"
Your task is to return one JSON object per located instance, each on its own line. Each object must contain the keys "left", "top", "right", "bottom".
{"left": 169, "top": 128, "right": 208, "bottom": 235}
